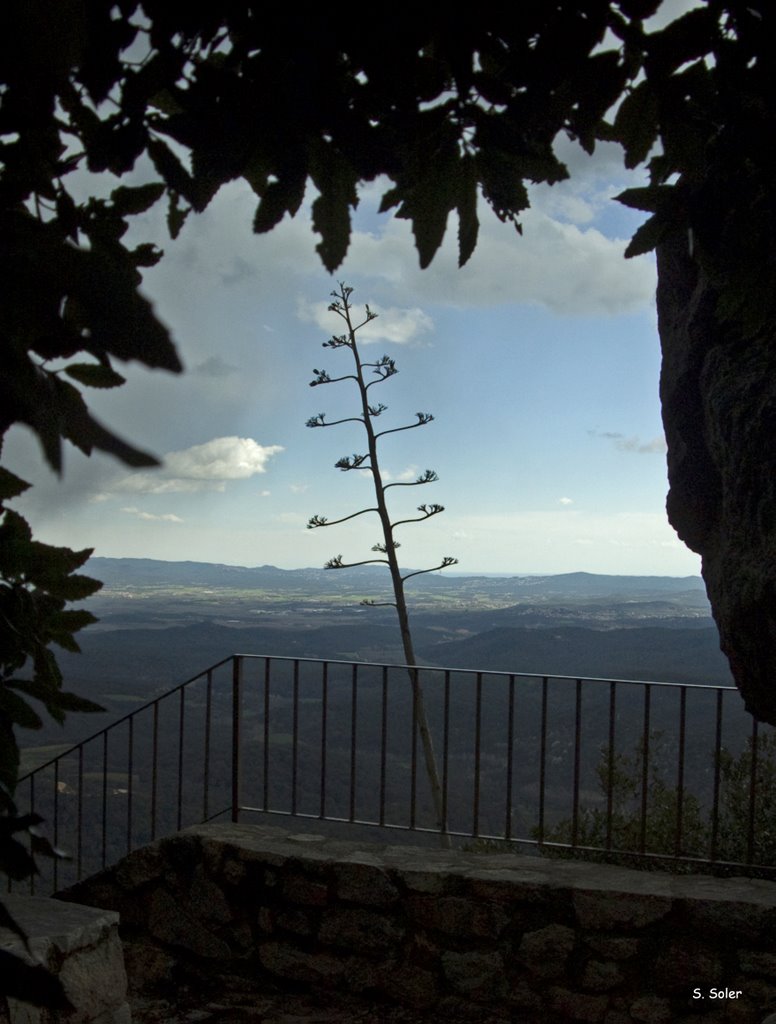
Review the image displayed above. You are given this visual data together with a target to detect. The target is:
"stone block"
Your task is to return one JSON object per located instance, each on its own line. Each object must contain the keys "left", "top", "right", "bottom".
{"left": 681, "top": 898, "right": 776, "bottom": 943}
{"left": 275, "top": 908, "right": 314, "bottom": 937}
{"left": 574, "top": 890, "right": 671, "bottom": 930}
{"left": 318, "top": 906, "right": 404, "bottom": 955}
{"left": 518, "top": 923, "right": 576, "bottom": 979}
{"left": 342, "top": 954, "right": 380, "bottom": 993}
{"left": 406, "top": 895, "right": 506, "bottom": 938}
{"left": 333, "top": 863, "right": 400, "bottom": 907}
{"left": 738, "top": 949, "right": 776, "bottom": 977}
{"left": 548, "top": 985, "right": 608, "bottom": 1023}
{"left": 440, "top": 949, "right": 506, "bottom": 998}
{"left": 148, "top": 887, "right": 231, "bottom": 958}
{"left": 115, "top": 844, "right": 164, "bottom": 891}
{"left": 280, "top": 873, "right": 329, "bottom": 906}
{"left": 582, "top": 959, "right": 623, "bottom": 992}
{"left": 188, "top": 864, "right": 232, "bottom": 925}
{"left": 654, "top": 942, "right": 723, "bottom": 996}
{"left": 0, "top": 896, "right": 130, "bottom": 1024}
{"left": 506, "top": 979, "right": 543, "bottom": 1012}
{"left": 258, "top": 940, "right": 344, "bottom": 984}
{"left": 122, "top": 940, "right": 176, "bottom": 993}
{"left": 586, "top": 935, "right": 641, "bottom": 960}
{"left": 629, "top": 995, "right": 673, "bottom": 1023}
{"left": 220, "top": 857, "right": 246, "bottom": 887}
{"left": 379, "top": 963, "right": 439, "bottom": 1008}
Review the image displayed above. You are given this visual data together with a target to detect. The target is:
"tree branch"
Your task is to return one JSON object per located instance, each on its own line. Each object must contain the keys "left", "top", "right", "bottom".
{"left": 384, "top": 469, "right": 439, "bottom": 490}
{"left": 324, "top": 555, "right": 389, "bottom": 570}
{"left": 391, "top": 504, "right": 444, "bottom": 528}
{"left": 307, "top": 507, "right": 378, "bottom": 529}
{"left": 401, "top": 557, "right": 459, "bottom": 582}
{"left": 335, "top": 454, "right": 371, "bottom": 471}
{"left": 309, "top": 369, "right": 357, "bottom": 387}
{"left": 306, "top": 413, "right": 364, "bottom": 428}
{"left": 375, "top": 412, "right": 434, "bottom": 439}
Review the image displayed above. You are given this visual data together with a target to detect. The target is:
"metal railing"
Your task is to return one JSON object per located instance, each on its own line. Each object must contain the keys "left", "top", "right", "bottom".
{"left": 14, "top": 654, "right": 776, "bottom": 892}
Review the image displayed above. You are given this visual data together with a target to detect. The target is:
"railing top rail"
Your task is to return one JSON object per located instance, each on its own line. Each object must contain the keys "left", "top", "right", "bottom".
{"left": 17, "top": 653, "right": 236, "bottom": 783}
{"left": 231, "top": 653, "right": 738, "bottom": 694}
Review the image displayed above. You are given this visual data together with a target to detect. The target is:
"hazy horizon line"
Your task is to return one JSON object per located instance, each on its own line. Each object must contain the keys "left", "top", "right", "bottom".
{"left": 86, "top": 554, "right": 702, "bottom": 581}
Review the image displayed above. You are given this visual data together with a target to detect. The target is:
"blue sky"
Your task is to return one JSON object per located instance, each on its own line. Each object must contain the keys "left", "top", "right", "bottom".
{"left": 7, "top": 129, "right": 703, "bottom": 577}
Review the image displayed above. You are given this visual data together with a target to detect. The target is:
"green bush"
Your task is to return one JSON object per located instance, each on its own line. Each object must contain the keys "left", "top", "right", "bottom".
{"left": 536, "top": 732, "right": 776, "bottom": 875}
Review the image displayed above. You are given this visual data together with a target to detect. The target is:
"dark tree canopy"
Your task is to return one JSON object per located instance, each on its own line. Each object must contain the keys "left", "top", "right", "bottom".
{"left": 2, "top": 1, "right": 775, "bottom": 730}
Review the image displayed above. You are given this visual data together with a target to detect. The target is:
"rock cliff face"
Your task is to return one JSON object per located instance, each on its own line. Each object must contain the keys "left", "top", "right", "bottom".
{"left": 657, "top": 234, "right": 776, "bottom": 724}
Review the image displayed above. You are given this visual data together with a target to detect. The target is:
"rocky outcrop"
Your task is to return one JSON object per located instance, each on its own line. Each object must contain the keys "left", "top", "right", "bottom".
{"left": 59, "top": 822, "right": 776, "bottom": 1024}
{"left": 657, "top": 234, "right": 776, "bottom": 724}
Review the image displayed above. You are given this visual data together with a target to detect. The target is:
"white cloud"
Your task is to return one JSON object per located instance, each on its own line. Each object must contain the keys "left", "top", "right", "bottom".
{"left": 276, "top": 512, "right": 306, "bottom": 525}
{"left": 121, "top": 506, "right": 183, "bottom": 523}
{"left": 559, "top": 497, "right": 574, "bottom": 506}
{"left": 289, "top": 483, "right": 309, "bottom": 494}
{"left": 298, "top": 298, "right": 434, "bottom": 345}
{"left": 114, "top": 437, "right": 284, "bottom": 494}
{"left": 193, "top": 356, "right": 239, "bottom": 378}
{"left": 341, "top": 205, "right": 655, "bottom": 317}
{"left": 592, "top": 431, "right": 667, "bottom": 454}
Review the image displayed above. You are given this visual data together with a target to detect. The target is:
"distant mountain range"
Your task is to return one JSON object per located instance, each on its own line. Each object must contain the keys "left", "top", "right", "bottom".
{"left": 86, "top": 557, "right": 708, "bottom": 602}
{"left": 20, "top": 555, "right": 734, "bottom": 766}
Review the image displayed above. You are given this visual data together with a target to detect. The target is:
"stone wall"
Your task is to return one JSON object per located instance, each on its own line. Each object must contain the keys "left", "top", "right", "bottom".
{"left": 60, "top": 823, "right": 776, "bottom": 1023}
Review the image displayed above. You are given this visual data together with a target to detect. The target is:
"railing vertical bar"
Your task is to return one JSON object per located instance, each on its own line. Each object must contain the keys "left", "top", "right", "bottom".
{"left": 262, "top": 658, "right": 270, "bottom": 812}
{"left": 349, "top": 663, "right": 358, "bottom": 823}
{"left": 151, "top": 701, "right": 159, "bottom": 841}
{"left": 177, "top": 687, "right": 185, "bottom": 832}
{"left": 710, "top": 689, "right": 723, "bottom": 860}
{"left": 505, "top": 675, "right": 515, "bottom": 841}
{"left": 605, "top": 682, "right": 616, "bottom": 850}
{"left": 77, "top": 745, "right": 84, "bottom": 884}
{"left": 538, "top": 677, "right": 548, "bottom": 845}
{"left": 442, "top": 670, "right": 450, "bottom": 838}
{"left": 53, "top": 761, "right": 60, "bottom": 891}
{"left": 203, "top": 669, "right": 213, "bottom": 823}
{"left": 748, "top": 718, "right": 759, "bottom": 863}
{"left": 231, "top": 656, "right": 242, "bottom": 823}
{"left": 379, "top": 665, "right": 388, "bottom": 827}
{"left": 101, "top": 731, "right": 108, "bottom": 868}
{"left": 292, "top": 660, "right": 299, "bottom": 817}
{"left": 320, "top": 661, "right": 328, "bottom": 819}
{"left": 127, "top": 715, "right": 134, "bottom": 856}
{"left": 571, "top": 679, "right": 582, "bottom": 846}
{"left": 640, "top": 685, "right": 652, "bottom": 854}
{"left": 675, "top": 687, "right": 687, "bottom": 858}
{"left": 410, "top": 671, "right": 418, "bottom": 830}
{"left": 473, "top": 672, "right": 483, "bottom": 837}
{"left": 29, "top": 774, "right": 36, "bottom": 894}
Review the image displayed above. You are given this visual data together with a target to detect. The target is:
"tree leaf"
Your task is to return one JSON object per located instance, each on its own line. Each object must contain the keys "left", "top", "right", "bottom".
{"left": 456, "top": 155, "right": 479, "bottom": 268}
{"left": 64, "top": 363, "right": 127, "bottom": 389}
{"left": 0, "top": 691, "right": 43, "bottom": 732}
{"left": 614, "top": 184, "right": 672, "bottom": 213}
{"left": 166, "top": 191, "right": 190, "bottom": 240}
{"left": 0, "top": 468, "right": 31, "bottom": 502}
{"left": 623, "top": 212, "right": 668, "bottom": 258}
{"left": 309, "top": 144, "right": 358, "bottom": 272}
{"left": 110, "top": 182, "right": 165, "bottom": 216}
{"left": 613, "top": 81, "right": 660, "bottom": 169}
{"left": 253, "top": 172, "right": 307, "bottom": 235}
{"left": 646, "top": 7, "right": 716, "bottom": 78}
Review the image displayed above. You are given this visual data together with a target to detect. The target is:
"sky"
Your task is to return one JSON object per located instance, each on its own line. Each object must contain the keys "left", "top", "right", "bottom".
{"left": 7, "top": 45, "right": 704, "bottom": 578}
